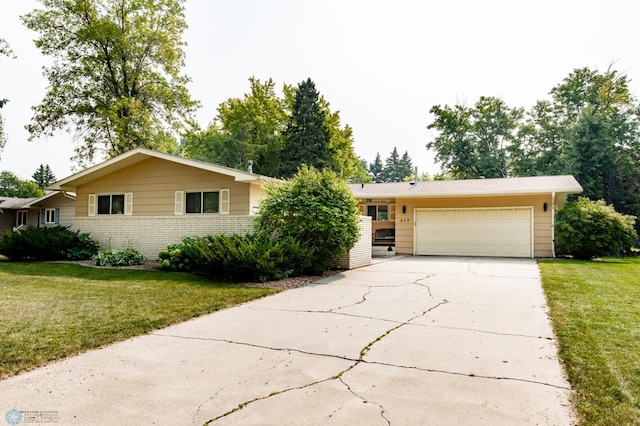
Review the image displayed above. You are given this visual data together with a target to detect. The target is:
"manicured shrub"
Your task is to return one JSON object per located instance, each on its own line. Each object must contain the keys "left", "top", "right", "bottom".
{"left": 158, "top": 233, "right": 313, "bottom": 282}
{"left": 0, "top": 226, "right": 98, "bottom": 261}
{"left": 254, "top": 166, "right": 360, "bottom": 274}
{"left": 555, "top": 197, "right": 638, "bottom": 260}
{"left": 92, "top": 248, "right": 146, "bottom": 267}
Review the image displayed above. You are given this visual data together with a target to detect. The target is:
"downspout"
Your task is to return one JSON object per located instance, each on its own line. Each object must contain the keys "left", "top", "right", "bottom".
{"left": 551, "top": 192, "right": 556, "bottom": 258}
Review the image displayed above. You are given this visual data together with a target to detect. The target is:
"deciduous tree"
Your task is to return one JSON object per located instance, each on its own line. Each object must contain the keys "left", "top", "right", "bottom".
{"left": 0, "top": 171, "right": 45, "bottom": 198}
{"left": 427, "top": 96, "right": 524, "bottom": 178}
{"left": 512, "top": 67, "right": 640, "bottom": 222}
{"left": 22, "top": 0, "right": 198, "bottom": 166}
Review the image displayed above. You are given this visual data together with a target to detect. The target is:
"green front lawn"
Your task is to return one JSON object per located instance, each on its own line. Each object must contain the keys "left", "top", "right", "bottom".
{"left": 0, "top": 262, "right": 278, "bottom": 379}
{"left": 539, "top": 257, "right": 640, "bottom": 425}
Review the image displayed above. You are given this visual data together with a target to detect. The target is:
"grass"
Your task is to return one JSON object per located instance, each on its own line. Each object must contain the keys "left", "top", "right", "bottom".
{"left": 0, "top": 262, "right": 279, "bottom": 379}
{"left": 539, "top": 257, "right": 640, "bottom": 425}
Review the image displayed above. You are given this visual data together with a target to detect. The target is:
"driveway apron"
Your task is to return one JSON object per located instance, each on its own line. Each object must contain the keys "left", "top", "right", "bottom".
{"left": 0, "top": 257, "right": 576, "bottom": 425}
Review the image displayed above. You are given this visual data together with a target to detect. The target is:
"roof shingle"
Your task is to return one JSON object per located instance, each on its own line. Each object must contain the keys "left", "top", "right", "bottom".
{"left": 349, "top": 175, "right": 582, "bottom": 198}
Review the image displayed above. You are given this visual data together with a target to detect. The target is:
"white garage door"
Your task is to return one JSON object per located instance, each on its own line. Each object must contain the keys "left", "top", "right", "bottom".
{"left": 415, "top": 207, "right": 533, "bottom": 258}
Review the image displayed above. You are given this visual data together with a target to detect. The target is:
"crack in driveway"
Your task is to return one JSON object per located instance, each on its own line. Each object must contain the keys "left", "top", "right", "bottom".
{"left": 192, "top": 284, "right": 450, "bottom": 424}
{"left": 155, "top": 271, "right": 566, "bottom": 424}
{"left": 338, "top": 376, "right": 390, "bottom": 425}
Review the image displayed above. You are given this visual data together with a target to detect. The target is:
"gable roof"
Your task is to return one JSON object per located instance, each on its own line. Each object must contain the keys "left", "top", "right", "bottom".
{"left": 23, "top": 191, "right": 76, "bottom": 208}
{"left": 349, "top": 175, "right": 582, "bottom": 198}
{"left": 48, "top": 148, "right": 278, "bottom": 192}
{"left": 0, "top": 192, "right": 76, "bottom": 210}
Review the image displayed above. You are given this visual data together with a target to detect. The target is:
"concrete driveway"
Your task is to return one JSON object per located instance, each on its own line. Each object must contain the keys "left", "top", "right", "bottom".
{"left": 1, "top": 256, "right": 576, "bottom": 425}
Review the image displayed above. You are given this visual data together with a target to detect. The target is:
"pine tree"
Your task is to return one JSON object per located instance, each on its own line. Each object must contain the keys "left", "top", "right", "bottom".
{"left": 379, "top": 147, "right": 414, "bottom": 182}
{"left": 279, "top": 78, "right": 333, "bottom": 178}
{"left": 32, "top": 164, "right": 56, "bottom": 189}
{"left": 381, "top": 147, "right": 401, "bottom": 182}
{"left": 369, "top": 152, "right": 384, "bottom": 182}
{"left": 399, "top": 151, "right": 414, "bottom": 180}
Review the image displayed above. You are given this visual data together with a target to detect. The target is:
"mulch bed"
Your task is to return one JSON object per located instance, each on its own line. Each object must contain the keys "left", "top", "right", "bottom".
{"left": 54, "top": 260, "right": 341, "bottom": 290}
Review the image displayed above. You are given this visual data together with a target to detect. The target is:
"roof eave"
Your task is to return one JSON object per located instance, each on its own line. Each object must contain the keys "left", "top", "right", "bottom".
{"left": 352, "top": 188, "right": 583, "bottom": 199}
{"left": 46, "top": 148, "right": 277, "bottom": 190}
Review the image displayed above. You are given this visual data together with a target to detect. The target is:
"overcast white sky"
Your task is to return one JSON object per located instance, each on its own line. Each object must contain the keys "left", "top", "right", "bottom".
{"left": 1, "top": 0, "right": 639, "bottom": 180}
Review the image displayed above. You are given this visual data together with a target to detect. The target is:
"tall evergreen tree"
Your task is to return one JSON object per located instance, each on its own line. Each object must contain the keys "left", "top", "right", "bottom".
{"left": 399, "top": 151, "right": 414, "bottom": 180}
{"left": 369, "top": 152, "right": 384, "bottom": 182}
{"left": 279, "top": 78, "right": 333, "bottom": 178}
{"left": 32, "top": 164, "right": 56, "bottom": 189}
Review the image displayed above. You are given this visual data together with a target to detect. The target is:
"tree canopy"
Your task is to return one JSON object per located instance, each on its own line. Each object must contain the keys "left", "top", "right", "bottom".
{"left": 180, "top": 77, "right": 366, "bottom": 181}
{"left": 180, "top": 77, "right": 286, "bottom": 176}
{"left": 427, "top": 66, "right": 640, "bottom": 227}
{"left": 427, "top": 96, "right": 524, "bottom": 178}
{"left": 22, "top": 0, "right": 198, "bottom": 166}
{"left": 0, "top": 171, "right": 45, "bottom": 198}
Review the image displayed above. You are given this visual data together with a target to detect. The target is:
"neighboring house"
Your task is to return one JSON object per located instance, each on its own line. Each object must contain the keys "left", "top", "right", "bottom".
{"left": 47, "top": 148, "right": 278, "bottom": 258}
{"left": 0, "top": 192, "right": 76, "bottom": 235}
{"left": 349, "top": 175, "right": 582, "bottom": 258}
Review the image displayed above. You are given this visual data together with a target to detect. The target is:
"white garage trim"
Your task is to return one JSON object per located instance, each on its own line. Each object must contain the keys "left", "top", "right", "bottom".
{"left": 414, "top": 207, "right": 534, "bottom": 258}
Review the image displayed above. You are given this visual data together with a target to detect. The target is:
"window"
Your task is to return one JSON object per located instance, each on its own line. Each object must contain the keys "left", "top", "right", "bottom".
{"left": 97, "top": 194, "right": 125, "bottom": 214}
{"left": 16, "top": 211, "right": 28, "bottom": 227}
{"left": 185, "top": 191, "right": 220, "bottom": 214}
{"left": 174, "top": 189, "right": 229, "bottom": 215}
{"left": 88, "top": 193, "right": 132, "bottom": 216}
{"left": 365, "top": 204, "right": 395, "bottom": 221}
{"left": 45, "top": 208, "right": 56, "bottom": 224}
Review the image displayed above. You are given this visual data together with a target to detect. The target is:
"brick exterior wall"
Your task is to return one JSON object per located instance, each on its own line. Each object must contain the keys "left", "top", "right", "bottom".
{"left": 73, "top": 216, "right": 256, "bottom": 259}
{"left": 75, "top": 214, "right": 372, "bottom": 269}
{"left": 338, "top": 216, "right": 372, "bottom": 269}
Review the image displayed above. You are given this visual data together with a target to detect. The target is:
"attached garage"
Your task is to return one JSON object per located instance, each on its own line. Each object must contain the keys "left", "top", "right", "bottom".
{"left": 350, "top": 175, "right": 583, "bottom": 259}
{"left": 415, "top": 207, "right": 533, "bottom": 258}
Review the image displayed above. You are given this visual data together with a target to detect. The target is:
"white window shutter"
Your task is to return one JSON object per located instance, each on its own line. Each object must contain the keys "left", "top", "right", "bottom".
{"left": 389, "top": 204, "right": 396, "bottom": 221}
{"left": 220, "top": 189, "right": 230, "bottom": 214}
{"left": 174, "top": 191, "right": 184, "bottom": 215}
{"left": 124, "top": 193, "right": 133, "bottom": 216}
{"left": 88, "top": 194, "right": 96, "bottom": 217}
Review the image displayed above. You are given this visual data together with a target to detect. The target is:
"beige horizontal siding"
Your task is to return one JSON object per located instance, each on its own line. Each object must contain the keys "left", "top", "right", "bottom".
{"left": 358, "top": 194, "right": 555, "bottom": 257}
{"left": 76, "top": 157, "right": 259, "bottom": 217}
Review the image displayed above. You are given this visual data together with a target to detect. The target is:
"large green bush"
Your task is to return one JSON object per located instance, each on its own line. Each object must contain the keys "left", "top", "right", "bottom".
{"left": 159, "top": 233, "right": 313, "bottom": 282}
{"left": 254, "top": 166, "right": 360, "bottom": 274}
{"left": 0, "top": 226, "right": 99, "bottom": 261}
{"left": 555, "top": 197, "right": 637, "bottom": 260}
